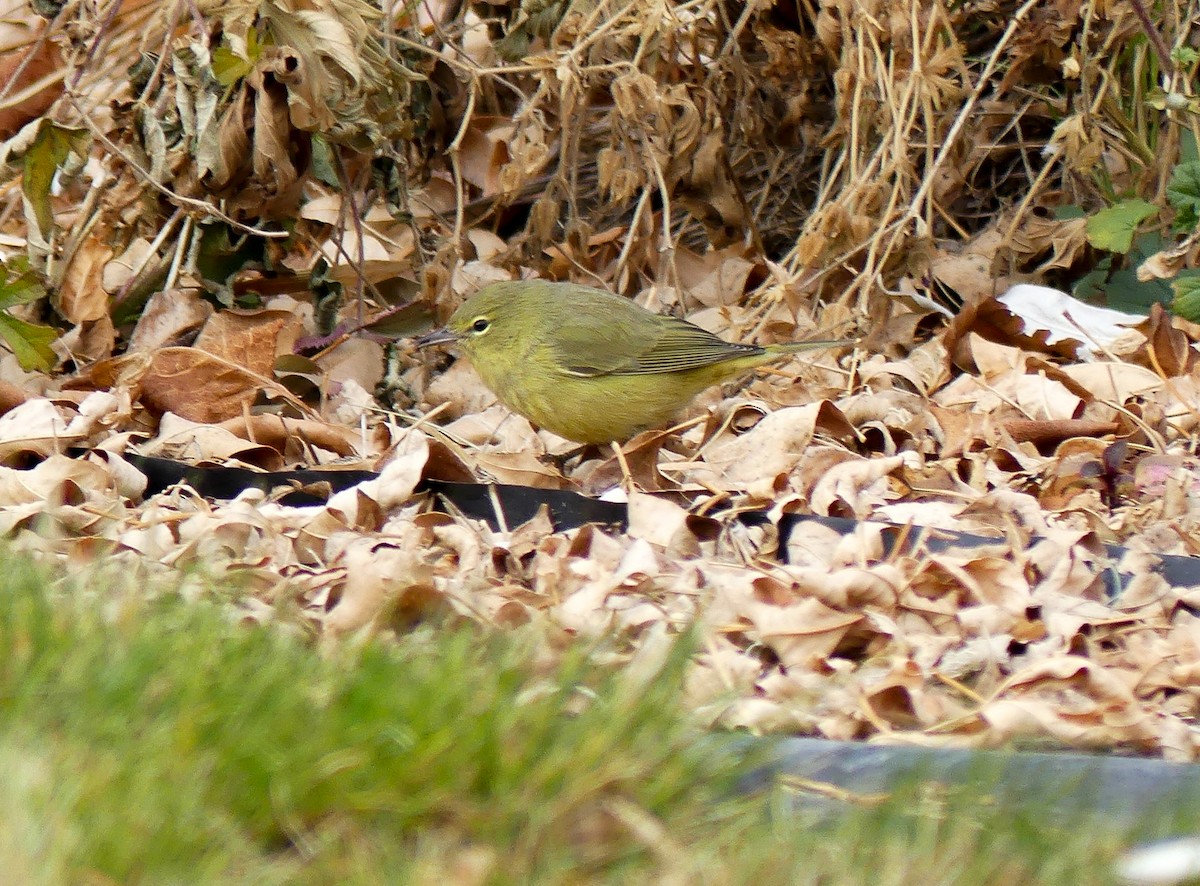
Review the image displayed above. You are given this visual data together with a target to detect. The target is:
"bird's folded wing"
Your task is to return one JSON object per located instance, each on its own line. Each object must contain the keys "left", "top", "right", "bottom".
{"left": 556, "top": 313, "right": 763, "bottom": 377}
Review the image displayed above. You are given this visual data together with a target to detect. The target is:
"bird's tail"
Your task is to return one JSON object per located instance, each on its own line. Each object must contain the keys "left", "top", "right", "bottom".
{"left": 767, "top": 338, "right": 857, "bottom": 355}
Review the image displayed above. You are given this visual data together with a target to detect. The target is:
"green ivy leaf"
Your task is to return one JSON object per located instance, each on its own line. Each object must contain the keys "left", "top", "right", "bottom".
{"left": 1085, "top": 199, "right": 1157, "bottom": 253}
{"left": 1173, "top": 276, "right": 1200, "bottom": 323}
{"left": 1168, "top": 161, "right": 1200, "bottom": 230}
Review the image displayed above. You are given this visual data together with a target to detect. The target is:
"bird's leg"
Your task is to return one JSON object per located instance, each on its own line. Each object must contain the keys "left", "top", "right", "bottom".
{"left": 610, "top": 441, "right": 635, "bottom": 493}
{"left": 539, "top": 443, "right": 602, "bottom": 474}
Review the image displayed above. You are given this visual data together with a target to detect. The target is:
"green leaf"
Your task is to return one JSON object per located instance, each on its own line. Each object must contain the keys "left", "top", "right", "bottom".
{"left": 211, "top": 28, "right": 260, "bottom": 88}
{"left": 1085, "top": 199, "right": 1158, "bottom": 253}
{"left": 0, "top": 312, "right": 56, "bottom": 371}
{"left": 309, "top": 134, "right": 338, "bottom": 188}
{"left": 195, "top": 223, "right": 266, "bottom": 285}
{"left": 1073, "top": 230, "right": 1185, "bottom": 312}
{"left": 1168, "top": 161, "right": 1200, "bottom": 229}
{"left": 21, "top": 120, "right": 90, "bottom": 237}
{"left": 1174, "top": 46, "right": 1200, "bottom": 67}
{"left": 1173, "top": 276, "right": 1200, "bottom": 323}
{"left": 1054, "top": 204, "right": 1087, "bottom": 220}
{"left": 1071, "top": 256, "right": 1112, "bottom": 302}
{"left": 1104, "top": 266, "right": 1172, "bottom": 312}
{"left": 0, "top": 257, "right": 57, "bottom": 370}
{"left": 0, "top": 256, "right": 45, "bottom": 311}
{"left": 1182, "top": 129, "right": 1200, "bottom": 166}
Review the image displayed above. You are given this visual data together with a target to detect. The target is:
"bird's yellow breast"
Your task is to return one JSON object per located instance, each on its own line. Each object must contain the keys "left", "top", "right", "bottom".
{"left": 468, "top": 343, "right": 760, "bottom": 443}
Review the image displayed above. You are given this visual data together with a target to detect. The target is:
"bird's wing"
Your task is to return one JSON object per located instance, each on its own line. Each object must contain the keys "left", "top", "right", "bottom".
{"left": 552, "top": 311, "right": 763, "bottom": 377}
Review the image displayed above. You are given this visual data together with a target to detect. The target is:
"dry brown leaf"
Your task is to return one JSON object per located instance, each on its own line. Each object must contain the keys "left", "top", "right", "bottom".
{"left": 139, "top": 347, "right": 311, "bottom": 424}
{"left": 193, "top": 308, "right": 305, "bottom": 376}
{"left": 686, "top": 401, "right": 856, "bottom": 497}
{"left": 473, "top": 451, "right": 566, "bottom": 490}
{"left": 128, "top": 290, "right": 215, "bottom": 352}
{"left": 1139, "top": 302, "right": 1195, "bottom": 378}
{"left": 56, "top": 236, "right": 114, "bottom": 325}
{"left": 736, "top": 588, "right": 864, "bottom": 670}
{"left": 215, "top": 413, "right": 360, "bottom": 458}
{"left": 142, "top": 413, "right": 287, "bottom": 466}
{"left": 0, "top": 4, "right": 62, "bottom": 138}
{"left": 324, "top": 534, "right": 438, "bottom": 638}
{"left": 980, "top": 656, "right": 1163, "bottom": 750}
{"left": 809, "top": 453, "right": 917, "bottom": 518}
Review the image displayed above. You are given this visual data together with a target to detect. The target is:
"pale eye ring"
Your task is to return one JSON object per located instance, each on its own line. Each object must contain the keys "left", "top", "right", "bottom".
{"left": 472, "top": 318, "right": 490, "bottom": 333}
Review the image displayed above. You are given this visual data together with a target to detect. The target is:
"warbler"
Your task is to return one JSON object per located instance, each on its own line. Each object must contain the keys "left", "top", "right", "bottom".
{"left": 416, "top": 280, "right": 850, "bottom": 444}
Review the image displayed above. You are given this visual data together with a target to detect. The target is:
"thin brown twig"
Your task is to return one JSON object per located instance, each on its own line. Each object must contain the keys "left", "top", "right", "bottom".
{"left": 1125, "top": 0, "right": 1175, "bottom": 78}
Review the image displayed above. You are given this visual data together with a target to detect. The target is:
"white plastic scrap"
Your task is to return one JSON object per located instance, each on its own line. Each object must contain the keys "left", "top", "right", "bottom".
{"left": 997, "top": 284, "right": 1146, "bottom": 360}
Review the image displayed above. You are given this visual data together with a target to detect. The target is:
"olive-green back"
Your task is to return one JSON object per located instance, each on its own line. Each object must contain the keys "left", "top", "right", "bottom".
{"left": 519, "top": 283, "right": 764, "bottom": 377}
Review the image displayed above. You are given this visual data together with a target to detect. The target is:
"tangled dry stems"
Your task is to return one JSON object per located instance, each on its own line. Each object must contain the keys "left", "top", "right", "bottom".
{"left": 1, "top": 0, "right": 1191, "bottom": 332}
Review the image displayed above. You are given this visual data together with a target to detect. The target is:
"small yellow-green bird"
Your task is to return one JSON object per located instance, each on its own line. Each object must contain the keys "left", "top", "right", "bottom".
{"left": 416, "top": 280, "right": 851, "bottom": 444}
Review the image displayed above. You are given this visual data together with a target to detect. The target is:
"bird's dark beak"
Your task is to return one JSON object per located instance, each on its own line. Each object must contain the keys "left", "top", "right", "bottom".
{"left": 414, "top": 327, "right": 459, "bottom": 349}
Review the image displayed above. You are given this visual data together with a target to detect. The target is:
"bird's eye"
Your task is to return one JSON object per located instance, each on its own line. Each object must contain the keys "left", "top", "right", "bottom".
{"left": 471, "top": 317, "right": 490, "bottom": 333}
